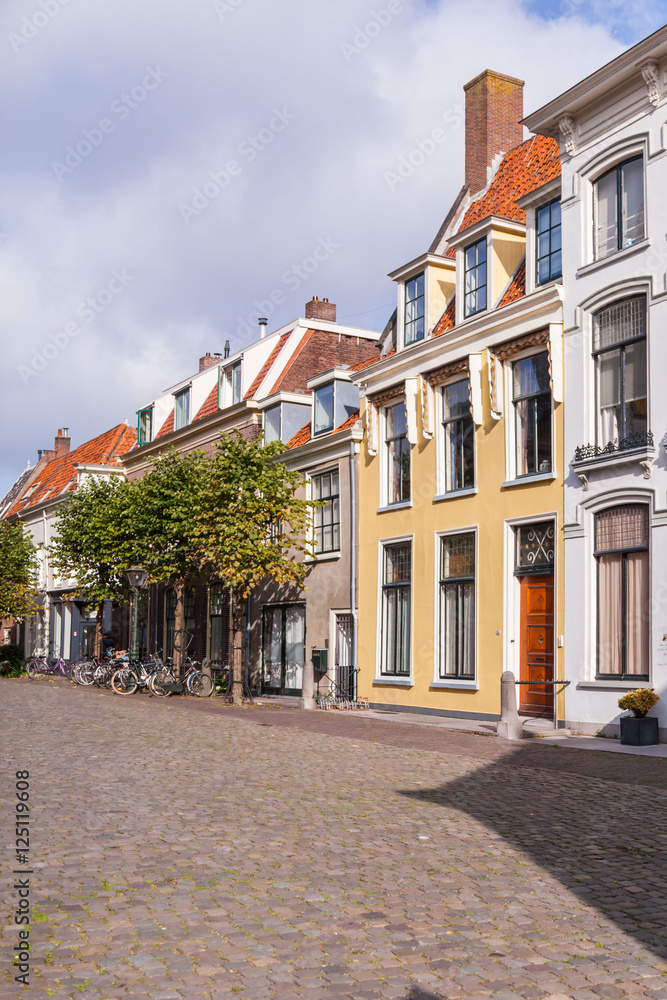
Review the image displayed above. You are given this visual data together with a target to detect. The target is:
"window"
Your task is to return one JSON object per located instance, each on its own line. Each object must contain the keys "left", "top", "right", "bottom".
{"left": 385, "top": 402, "right": 410, "bottom": 504}
{"left": 464, "top": 238, "right": 487, "bottom": 317}
{"left": 513, "top": 352, "right": 552, "bottom": 476}
{"left": 515, "top": 522, "right": 555, "bottom": 574}
{"left": 594, "top": 297, "right": 647, "bottom": 449}
{"left": 209, "top": 583, "right": 229, "bottom": 666}
{"left": 442, "top": 380, "right": 474, "bottom": 491}
{"left": 595, "top": 157, "right": 644, "bottom": 259}
{"left": 264, "top": 404, "right": 281, "bottom": 444}
{"left": 595, "top": 505, "right": 649, "bottom": 679}
{"left": 439, "top": 533, "right": 475, "bottom": 679}
{"left": 312, "top": 470, "right": 340, "bottom": 553}
{"left": 224, "top": 363, "right": 242, "bottom": 406}
{"left": 137, "top": 407, "right": 153, "bottom": 446}
{"left": 174, "top": 388, "right": 190, "bottom": 430}
{"left": 536, "top": 198, "right": 562, "bottom": 283}
{"left": 380, "top": 541, "right": 411, "bottom": 676}
{"left": 314, "top": 383, "right": 334, "bottom": 435}
{"left": 404, "top": 272, "right": 425, "bottom": 345}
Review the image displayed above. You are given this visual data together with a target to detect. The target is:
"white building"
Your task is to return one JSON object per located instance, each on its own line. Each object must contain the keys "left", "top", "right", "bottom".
{"left": 526, "top": 26, "right": 667, "bottom": 738}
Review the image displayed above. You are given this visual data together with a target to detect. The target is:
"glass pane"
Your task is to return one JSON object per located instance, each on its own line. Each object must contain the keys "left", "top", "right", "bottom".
{"left": 624, "top": 340, "right": 647, "bottom": 438}
{"left": 537, "top": 203, "right": 551, "bottom": 233}
{"left": 596, "top": 168, "right": 619, "bottom": 258}
{"left": 264, "top": 404, "right": 281, "bottom": 443}
{"left": 595, "top": 505, "right": 648, "bottom": 552}
{"left": 313, "top": 476, "right": 321, "bottom": 500}
{"left": 385, "top": 543, "right": 411, "bottom": 584}
{"left": 537, "top": 256, "right": 551, "bottom": 284}
{"left": 535, "top": 394, "right": 552, "bottom": 473}
{"left": 516, "top": 522, "right": 555, "bottom": 570}
{"left": 386, "top": 402, "right": 407, "bottom": 439}
{"left": 476, "top": 239, "right": 486, "bottom": 263}
{"left": 513, "top": 353, "right": 549, "bottom": 398}
{"left": 441, "top": 533, "right": 475, "bottom": 579}
{"left": 476, "top": 278, "right": 486, "bottom": 311}
{"left": 598, "top": 349, "right": 621, "bottom": 445}
{"left": 440, "top": 584, "right": 457, "bottom": 677}
{"left": 626, "top": 551, "right": 649, "bottom": 675}
{"left": 537, "top": 232, "right": 551, "bottom": 258}
{"left": 621, "top": 158, "right": 644, "bottom": 248}
{"left": 594, "top": 297, "right": 645, "bottom": 351}
{"left": 331, "top": 470, "right": 339, "bottom": 495}
{"left": 465, "top": 244, "right": 476, "bottom": 269}
{"left": 314, "top": 384, "right": 334, "bottom": 434}
{"left": 551, "top": 199, "right": 561, "bottom": 227}
{"left": 551, "top": 249, "right": 562, "bottom": 277}
{"left": 443, "top": 380, "right": 470, "bottom": 419}
{"left": 516, "top": 398, "right": 532, "bottom": 475}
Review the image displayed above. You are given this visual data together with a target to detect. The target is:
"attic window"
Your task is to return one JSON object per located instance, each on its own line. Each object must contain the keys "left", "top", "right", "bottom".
{"left": 404, "top": 273, "right": 425, "bottom": 345}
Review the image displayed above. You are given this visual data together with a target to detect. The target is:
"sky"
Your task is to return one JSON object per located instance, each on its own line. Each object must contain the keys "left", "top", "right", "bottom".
{"left": 1, "top": 0, "right": 666, "bottom": 496}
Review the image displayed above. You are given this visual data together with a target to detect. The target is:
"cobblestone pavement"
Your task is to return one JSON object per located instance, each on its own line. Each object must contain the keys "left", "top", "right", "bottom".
{"left": 2, "top": 678, "right": 667, "bottom": 1000}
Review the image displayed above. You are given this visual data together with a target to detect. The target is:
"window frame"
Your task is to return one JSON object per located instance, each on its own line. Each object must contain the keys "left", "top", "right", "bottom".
{"left": 137, "top": 406, "right": 153, "bottom": 446}
{"left": 404, "top": 271, "right": 425, "bottom": 346}
{"left": 594, "top": 504, "right": 650, "bottom": 681}
{"left": 593, "top": 296, "right": 648, "bottom": 451}
{"left": 379, "top": 539, "right": 412, "bottom": 678}
{"left": 222, "top": 361, "right": 242, "bottom": 407}
{"left": 383, "top": 399, "right": 411, "bottom": 506}
{"left": 511, "top": 351, "right": 553, "bottom": 478}
{"left": 174, "top": 388, "right": 191, "bottom": 431}
{"left": 464, "top": 237, "right": 487, "bottom": 318}
{"left": 313, "top": 382, "right": 335, "bottom": 436}
{"left": 535, "top": 197, "right": 562, "bottom": 285}
{"left": 264, "top": 403, "right": 282, "bottom": 444}
{"left": 594, "top": 155, "right": 645, "bottom": 260}
{"left": 440, "top": 378, "right": 475, "bottom": 493}
{"left": 437, "top": 531, "right": 476, "bottom": 682}
{"left": 311, "top": 468, "right": 341, "bottom": 555}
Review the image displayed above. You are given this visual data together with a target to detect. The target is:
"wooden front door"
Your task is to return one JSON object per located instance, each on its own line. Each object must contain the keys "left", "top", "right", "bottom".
{"left": 519, "top": 573, "right": 554, "bottom": 717}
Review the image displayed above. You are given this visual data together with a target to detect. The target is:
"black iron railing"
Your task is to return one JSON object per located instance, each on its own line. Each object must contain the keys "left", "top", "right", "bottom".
{"left": 574, "top": 430, "right": 654, "bottom": 462}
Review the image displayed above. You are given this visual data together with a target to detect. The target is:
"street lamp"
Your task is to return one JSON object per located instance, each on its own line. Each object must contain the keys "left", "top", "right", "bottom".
{"left": 125, "top": 564, "right": 148, "bottom": 660}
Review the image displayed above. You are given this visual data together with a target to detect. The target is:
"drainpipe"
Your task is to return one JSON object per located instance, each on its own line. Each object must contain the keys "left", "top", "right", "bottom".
{"left": 349, "top": 440, "right": 358, "bottom": 701}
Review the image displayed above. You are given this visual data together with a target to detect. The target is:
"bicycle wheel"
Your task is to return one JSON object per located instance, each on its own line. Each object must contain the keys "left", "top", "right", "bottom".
{"left": 26, "top": 658, "right": 46, "bottom": 679}
{"left": 189, "top": 672, "right": 214, "bottom": 698}
{"left": 149, "top": 668, "right": 174, "bottom": 698}
{"left": 111, "top": 668, "right": 138, "bottom": 695}
{"left": 78, "top": 662, "right": 95, "bottom": 685}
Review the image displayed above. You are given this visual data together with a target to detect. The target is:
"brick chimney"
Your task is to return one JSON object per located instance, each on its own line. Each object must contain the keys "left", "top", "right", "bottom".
{"left": 305, "top": 296, "right": 336, "bottom": 323}
{"left": 199, "top": 352, "right": 218, "bottom": 372}
{"left": 54, "top": 428, "right": 70, "bottom": 458}
{"left": 464, "top": 70, "right": 524, "bottom": 195}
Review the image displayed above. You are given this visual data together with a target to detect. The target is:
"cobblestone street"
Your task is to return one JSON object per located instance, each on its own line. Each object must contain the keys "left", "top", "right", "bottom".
{"left": 2, "top": 678, "right": 667, "bottom": 1000}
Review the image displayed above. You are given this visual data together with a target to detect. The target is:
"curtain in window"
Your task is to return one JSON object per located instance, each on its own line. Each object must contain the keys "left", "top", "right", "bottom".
{"left": 598, "top": 349, "right": 621, "bottom": 444}
{"left": 596, "top": 169, "right": 618, "bottom": 258}
{"left": 622, "top": 158, "right": 645, "bottom": 247}
{"left": 626, "top": 551, "right": 649, "bottom": 675}
{"left": 598, "top": 554, "right": 623, "bottom": 675}
{"left": 462, "top": 582, "right": 475, "bottom": 676}
{"left": 284, "top": 606, "right": 305, "bottom": 690}
{"left": 596, "top": 505, "right": 648, "bottom": 550}
{"left": 623, "top": 340, "right": 648, "bottom": 436}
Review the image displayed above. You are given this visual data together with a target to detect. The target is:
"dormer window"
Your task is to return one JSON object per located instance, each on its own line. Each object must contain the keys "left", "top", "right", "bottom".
{"left": 314, "top": 383, "right": 335, "bottom": 435}
{"left": 223, "top": 362, "right": 242, "bottom": 407}
{"left": 137, "top": 407, "right": 153, "bottom": 446}
{"left": 595, "top": 156, "right": 644, "bottom": 259}
{"left": 536, "top": 198, "right": 562, "bottom": 284}
{"left": 174, "top": 388, "right": 190, "bottom": 430}
{"left": 464, "top": 238, "right": 487, "bottom": 317}
{"left": 404, "top": 273, "right": 425, "bottom": 345}
{"left": 264, "top": 404, "right": 281, "bottom": 444}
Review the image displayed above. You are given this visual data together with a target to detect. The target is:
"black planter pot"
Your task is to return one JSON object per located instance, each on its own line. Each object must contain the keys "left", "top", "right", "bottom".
{"left": 620, "top": 715, "right": 659, "bottom": 746}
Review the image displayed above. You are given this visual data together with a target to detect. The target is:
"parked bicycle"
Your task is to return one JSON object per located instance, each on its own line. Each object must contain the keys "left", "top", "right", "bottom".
{"left": 26, "top": 656, "right": 71, "bottom": 679}
{"left": 149, "top": 657, "right": 213, "bottom": 698}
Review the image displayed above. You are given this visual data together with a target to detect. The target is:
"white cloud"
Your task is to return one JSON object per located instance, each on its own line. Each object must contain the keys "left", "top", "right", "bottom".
{"left": 0, "top": 0, "right": 644, "bottom": 493}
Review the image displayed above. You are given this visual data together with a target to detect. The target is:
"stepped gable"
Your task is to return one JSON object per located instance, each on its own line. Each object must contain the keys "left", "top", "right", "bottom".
{"left": 271, "top": 329, "right": 379, "bottom": 394}
{"left": 7, "top": 424, "right": 136, "bottom": 517}
{"left": 498, "top": 258, "right": 526, "bottom": 308}
{"left": 244, "top": 333, "right": 291, "bottom": 400}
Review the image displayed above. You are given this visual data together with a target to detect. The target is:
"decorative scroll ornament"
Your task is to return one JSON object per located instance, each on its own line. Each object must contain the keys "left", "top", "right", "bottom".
{"left": 641, "top": 61, "right": 661, "bottom": 107}
{"left": 404, "top": 378, "right": 419, "bottom": 445}
{"left": 494, "top": 328, "right": 550, "bottom": 362}
{"left": 468, "top": 354, "right": 483, "bottom": 427}
{"left": 558, "top": 115, "right": 576, "bottom": 156}
{"left": 516, "top": 522, "right": 555, "bottom": 573}
{"left": 365, "top": 399, "right": 378, "bottom": 456}
{"left": 487, "top": 351, "right": 502, "bottom": 421}
{"left": 420, "top": 377, "right": 434, "bottom": 439}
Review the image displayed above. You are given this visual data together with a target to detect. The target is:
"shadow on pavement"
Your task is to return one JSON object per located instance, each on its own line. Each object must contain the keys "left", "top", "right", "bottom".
{"left": 400, "top": 747, "right": 667, "bottom": 961}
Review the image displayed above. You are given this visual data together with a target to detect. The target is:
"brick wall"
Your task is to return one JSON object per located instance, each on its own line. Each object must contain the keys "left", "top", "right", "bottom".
{"left": 464, "top": 70, "right": 524, "bottom": 195}
{"left": 275, "top": 331, "right": 380, "bottom": 393}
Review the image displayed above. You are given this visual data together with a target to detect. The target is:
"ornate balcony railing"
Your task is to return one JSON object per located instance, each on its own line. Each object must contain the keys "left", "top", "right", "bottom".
{"left": 574, "top": 431, "right": 654, "bottom": 462}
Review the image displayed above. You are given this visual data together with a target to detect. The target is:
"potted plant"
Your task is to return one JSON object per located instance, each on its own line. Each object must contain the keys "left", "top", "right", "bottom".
{"left": 618, "top": 688, "right": 660, "bottom": 746}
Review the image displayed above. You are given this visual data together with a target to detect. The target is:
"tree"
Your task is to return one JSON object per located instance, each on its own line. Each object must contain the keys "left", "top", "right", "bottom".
{"left": 0, "top": 521, "right": 38, "bottom": 622}
{"left": 193, "top": 431, "right": 314, "bottom": 705}
{"left": 49, "top": 476, "right": 137, "bottom": 653}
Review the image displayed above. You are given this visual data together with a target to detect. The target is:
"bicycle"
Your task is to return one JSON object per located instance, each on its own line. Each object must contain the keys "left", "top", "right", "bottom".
{"left": 26, "top": 656, "right": 71, "bottom": 679}
{"left": 110, "top": 654, "right": 163, "bottom": 696}
{"left": 150, "top": 657, "right": 213, "bottom": 698}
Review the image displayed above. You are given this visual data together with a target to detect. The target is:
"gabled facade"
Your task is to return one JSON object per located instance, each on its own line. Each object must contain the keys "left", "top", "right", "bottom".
{"left": 3, "top": 424, "right": 137, "bottom": 659}
{"left": 120, "top": 298, "right": 380, "bottom": 675}
{"left": 525, "top": 25, "right": 667, "bottom": 738}
{"left": 354, "top": 70, "right": 567, "bottom": 724}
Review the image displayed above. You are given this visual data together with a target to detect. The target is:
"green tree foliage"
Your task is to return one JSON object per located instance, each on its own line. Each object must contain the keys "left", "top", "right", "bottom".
{"left": 0, "top": 521, "right": 38, "bottom": 621}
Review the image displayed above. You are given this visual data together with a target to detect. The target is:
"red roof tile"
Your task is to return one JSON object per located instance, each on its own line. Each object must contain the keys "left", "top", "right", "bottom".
{"left": 287, "top": 409, "right": 360, "bottom": 451}
{"left": 7, "top": 424, "right": 136, "bottom": 517}
{"left": 350, "top": 348, "right": 381, "bottom": 372}
{"left": 244, "top": 333, "right": 291, "bottom": 400}
{"left": 193, "top": 383, "right": 219, "bottom": 423}
{"left": 334, "top": 409, "right": 360, "bottom": 433}
{"left": 154, "top": 409, "right": 175, "bottom": 440}
{"left": 456, "top": 135, "right": 560, "bottom": 234}
{"left": 433, "top": 296, "right": 456, "bottom": 338}
{"left": 498, "top": 258, "right": 526, "bottom": 308}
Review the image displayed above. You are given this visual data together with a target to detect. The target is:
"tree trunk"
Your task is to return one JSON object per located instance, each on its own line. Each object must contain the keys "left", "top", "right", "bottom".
{"left": 174, "top": 579, "right": 185, "bottom": 678}
{"left": 231, "top": 586, "right": 245, "bottom": 706}
{"left": 95, "top": 603, "right": 104, "bottom": 659}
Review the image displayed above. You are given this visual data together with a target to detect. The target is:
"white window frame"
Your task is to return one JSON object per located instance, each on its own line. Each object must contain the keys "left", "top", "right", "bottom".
{"left": 397, "top": 268, "right": 432, "bottom": 351}
{"left": 306, "top": 466, "right": 341, "bottom": 561}
{"left": 174, "top": 387, "right": 191, "bottom": 431}
{"left": 374, "top": 534, "right": 414, "bottom": 684}
{"left": 502, "top": 348, "right": 556, "bottom": 486}
{"left": 221, "top": 361, "right": 242, "bottom": 408}
{"left": 432, "top": 526, "right": 478, "bottom": 689}
{"left": 313, "top": 382, "right": 335, "bottom": 437}
{"left": 435, "top": 377, "right": 476, "bottom": 499}
{"left": 379, "top": 398, "right": 412, "bottom": 511}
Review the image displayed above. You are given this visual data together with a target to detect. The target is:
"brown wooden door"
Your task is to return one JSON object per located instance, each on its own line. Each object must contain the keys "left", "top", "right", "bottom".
{"left": 519, "top": 573, "right": 554, "bottom": 717}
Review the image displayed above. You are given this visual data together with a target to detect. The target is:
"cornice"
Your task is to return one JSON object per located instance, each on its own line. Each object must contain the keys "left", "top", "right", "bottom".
{"left": 448, "top": 215, "right": 526, "bottom": 250}
{"left": 388, "top": 252, "right": 454, "bottom": 283}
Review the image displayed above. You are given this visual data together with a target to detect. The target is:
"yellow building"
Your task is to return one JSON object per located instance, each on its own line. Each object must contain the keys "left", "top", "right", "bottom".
{"left": 354, "top": 71, "right": 568, "bottom": 725}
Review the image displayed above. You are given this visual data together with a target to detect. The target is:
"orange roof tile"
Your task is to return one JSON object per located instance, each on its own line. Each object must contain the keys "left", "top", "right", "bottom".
{"left": 433, "top": 297, "right": 456, "bottom": 338}
{"left": 7, "top": 424, "right": 136, "bottom": 517}
{"left": 193, "top": 383, "right": 219, "bottom": 423}
{"left": 154, "top": 409, "right": 175, "bottom": 440}
{"left": 456, "top": 135, "right": 560, "bottom": 234}
{"left": 498, "top": 258, "right": 526, "bottom": 308}
{"left": 350, "top": 349, "right": 381, "bottom": 372}
{"left": 334, "top": 409, "right": 360, "bottom": 433}
{"left": 287, "top": 422, "right": 311, "bottom": 449}
{"left": 244, "top": 333, "right": 291, "bottom": 400}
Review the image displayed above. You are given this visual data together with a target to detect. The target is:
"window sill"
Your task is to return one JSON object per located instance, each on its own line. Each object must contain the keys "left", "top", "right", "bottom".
{"left": 576, "top": 238, "right": 650, "bottom": 277}
{"left": 577, "top": 680, "right": 651, "bottom": 690}
{"left": 373, "top": 677, "right": 413, "bottom": 687}
{"left": 433, "top": 488, "right": 477, "bottom": 503}
{"left": 502, "top": 472, "right": 556, "bottom": 488}
{"left": 377, "top": 501, "right": 413, "bottom": 513}
{"left": 305, "top": 551, "right": 341, "bottom": 563}
{"left": 430, "top": 680, "right": 479, "bottom": 690}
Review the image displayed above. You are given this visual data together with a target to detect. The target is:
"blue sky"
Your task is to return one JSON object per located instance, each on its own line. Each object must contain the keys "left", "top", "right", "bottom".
{"left": 0, "top": 0, "right": 663, "bottom": 496}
